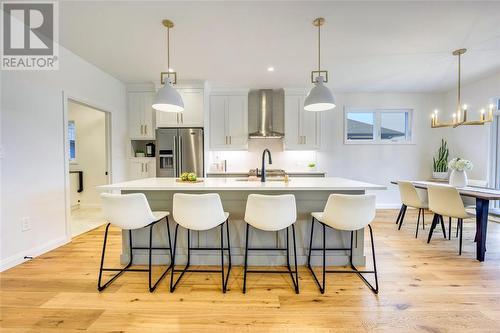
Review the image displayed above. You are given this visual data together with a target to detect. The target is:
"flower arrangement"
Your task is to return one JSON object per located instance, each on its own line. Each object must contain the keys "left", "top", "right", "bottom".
{"left": 448, "top": 158, "right": 473, "bottom": 172}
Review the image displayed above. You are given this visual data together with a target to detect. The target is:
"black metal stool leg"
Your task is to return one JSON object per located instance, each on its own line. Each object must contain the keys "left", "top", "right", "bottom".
{"left": 243, "top": 223, "right": 250, "bottom": 293}
{"left": 98, "top": 226, "right": 134, "bottom": 291}
{"left": 456, "top": 219, "right": 460, "bottom": 238}
{"left": 148, "top": 218, "right": 173, "bottom": 292}
{"left": 169, "top": 224, "right": 179, "bottom": 292}
{"left": 291, "top": 224, "right": 299, "bottom": 294}
{"left": 224, "top": 219, "right": 232, "bottom": 292}
{"left": 422, "top": 209, "right": 425, "bottom": 230}
{"left": 220, "top": 223, "right": 226, "bottom": 293}
{"left": 307, "top": 217, "right": 315, "bottom": 268}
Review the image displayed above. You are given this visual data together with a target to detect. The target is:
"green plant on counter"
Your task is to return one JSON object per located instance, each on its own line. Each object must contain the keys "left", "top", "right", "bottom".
{"left": 433, "top": 139, "right": 449, "bottom": 172}
{"left": 308, "top": 163, "right": 316, "bottom": 168}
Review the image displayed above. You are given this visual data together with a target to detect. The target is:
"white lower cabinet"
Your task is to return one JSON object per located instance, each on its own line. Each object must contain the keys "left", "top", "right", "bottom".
{"left": 209, "top": 91, "right": 248, "bottom": 150}
{"left": 284, "top": 92, "right": 321, "bottom": 150}
{"left": 129, "top": 158, "right": 156, "bottom": 180}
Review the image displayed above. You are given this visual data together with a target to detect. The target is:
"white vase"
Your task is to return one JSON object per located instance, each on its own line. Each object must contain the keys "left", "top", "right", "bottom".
{"left": 449, "top": 169, "right": 468, "bottom": 188}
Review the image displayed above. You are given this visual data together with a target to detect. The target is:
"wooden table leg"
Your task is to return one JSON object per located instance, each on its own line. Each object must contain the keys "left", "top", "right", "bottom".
{"left": 475, "top": 198, "right": 489, "bottom": 262}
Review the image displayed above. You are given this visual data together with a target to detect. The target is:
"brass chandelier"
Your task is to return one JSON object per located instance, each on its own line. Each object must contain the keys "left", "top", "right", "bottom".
{"left": 431, "top": 48, "right": 494, "bottom": 128}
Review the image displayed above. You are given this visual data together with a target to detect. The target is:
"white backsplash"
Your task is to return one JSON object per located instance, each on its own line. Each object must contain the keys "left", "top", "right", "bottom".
{"left": 207, "top": 139, "right": 318, "bottom": 172}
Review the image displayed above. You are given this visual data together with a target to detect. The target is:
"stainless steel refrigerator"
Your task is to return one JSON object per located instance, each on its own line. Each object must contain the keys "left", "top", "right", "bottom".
{"left": 156, "top": 128, "right": 204, "bottom": 178}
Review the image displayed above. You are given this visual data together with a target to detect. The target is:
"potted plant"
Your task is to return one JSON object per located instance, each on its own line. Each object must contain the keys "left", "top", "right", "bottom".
{"left": 448, "top": 157, "right": 473, "bottom": 188}
{"left": 432, "top": 139, "right": 449, "bottom": 179}
{"left": 135, "top": 149, "right": 145, "bottom": 157}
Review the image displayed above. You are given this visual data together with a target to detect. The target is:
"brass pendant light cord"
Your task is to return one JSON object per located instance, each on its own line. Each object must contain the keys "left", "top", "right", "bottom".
{"left": 457, "top": 52, "right": 461, "bottom": 112}
{"left": 318, "top": 22, "right": 321, "bottom": 72}
{"left": 167, "top": 26, "right": 170, "bottom": 71}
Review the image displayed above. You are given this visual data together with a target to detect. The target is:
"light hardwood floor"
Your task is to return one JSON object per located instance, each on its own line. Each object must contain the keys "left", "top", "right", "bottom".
{"left": 1, "top": 209, "right": 499, "bottom": 332}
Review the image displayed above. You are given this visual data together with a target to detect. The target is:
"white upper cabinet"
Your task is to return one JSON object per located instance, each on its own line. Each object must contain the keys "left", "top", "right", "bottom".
{"left": 209, "top": 91, "right": 248, "bottom": 150}
{"left": 128, "top": 92, "right": 155, "bottom": 139}
{"left": 156, "top": 88, "right": 204, "bottom": 128}
{"left": 284, "top": 91, "right": 321, "bottom": 150}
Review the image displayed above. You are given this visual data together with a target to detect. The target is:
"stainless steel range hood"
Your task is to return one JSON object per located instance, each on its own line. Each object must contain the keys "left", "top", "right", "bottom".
{"left": 248, "top": 89, "right": 284, "bottom": 138}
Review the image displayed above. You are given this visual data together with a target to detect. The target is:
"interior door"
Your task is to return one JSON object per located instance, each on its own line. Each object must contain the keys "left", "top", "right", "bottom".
{"left": 178, "top": 128, "right": 204, "bottom": 177}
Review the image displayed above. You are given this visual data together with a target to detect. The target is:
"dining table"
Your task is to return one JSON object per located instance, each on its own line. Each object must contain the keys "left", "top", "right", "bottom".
{"left": 392, "top": 180, "right": 500, "bottom": 262}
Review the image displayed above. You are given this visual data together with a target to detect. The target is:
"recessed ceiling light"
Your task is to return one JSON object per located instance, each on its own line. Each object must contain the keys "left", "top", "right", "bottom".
{"left": 267, "top": 66, "right": 274, "bottom": 72}
{"left": 168, "top": 68, "right": 174, "bottom": 72}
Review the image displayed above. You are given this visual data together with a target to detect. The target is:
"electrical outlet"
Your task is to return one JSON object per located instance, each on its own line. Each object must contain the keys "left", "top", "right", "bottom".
{"left": 21, "top": 217, "right": 31, "bottom": 232}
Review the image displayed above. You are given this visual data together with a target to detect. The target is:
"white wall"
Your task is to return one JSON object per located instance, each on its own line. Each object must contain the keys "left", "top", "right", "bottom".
{"left": 440, "top": 72, "right": 500, "bottom": 182}
{"left": 208, "top": 92, "right": 444, "bottom": 208}
{"left": 68, "top": 102, "right": 107, "bottom": 207}
{"left": 1, "top": 46, "right": 127, "bottom": 271}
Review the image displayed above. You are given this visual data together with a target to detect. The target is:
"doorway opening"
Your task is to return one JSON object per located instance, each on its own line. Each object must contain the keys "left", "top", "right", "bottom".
{"left": 66, "top": 99, "right": 111, "bottom": 237}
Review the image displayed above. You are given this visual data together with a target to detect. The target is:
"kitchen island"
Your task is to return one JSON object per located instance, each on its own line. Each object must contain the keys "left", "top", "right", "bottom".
{"left": 99, "top": 177, "right": 386, "bottom": 266}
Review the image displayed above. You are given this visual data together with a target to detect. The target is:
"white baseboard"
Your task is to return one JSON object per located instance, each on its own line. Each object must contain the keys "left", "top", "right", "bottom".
{"left": 0, "top": 236, "right": 70, "bottom": 272}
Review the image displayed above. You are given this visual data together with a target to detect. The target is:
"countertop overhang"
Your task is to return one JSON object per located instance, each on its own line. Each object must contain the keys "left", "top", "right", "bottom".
{"left": 98, "top": 177, "right": 386, "bottom": 191}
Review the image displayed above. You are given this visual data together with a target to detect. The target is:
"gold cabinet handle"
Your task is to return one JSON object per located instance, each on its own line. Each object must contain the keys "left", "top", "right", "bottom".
{"left": 181, "top": 113, "right": 183, "bottom": 124}
{"left": 176, "top": 113, "right": 179, "bottom": 124}
{"left": 145, "top": 163, "right": 148, "bottom": 172}
{"left": 229, "top": 136, "right": 231, "bottom": 145}
{"left": 141, "top": 163, "right": 144, "bottom": 172}
{"left": 140, "top": 125, "right": 143, "bottom": 135}
{"left": 144, "top": 125, "right": 147, "bottom": 135}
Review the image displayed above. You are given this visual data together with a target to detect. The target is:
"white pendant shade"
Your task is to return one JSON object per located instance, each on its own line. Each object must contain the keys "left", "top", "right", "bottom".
{"left": 304, "top": 76, "right": 336, "bottom": 112}
{"left": 152, "top": 79, "right": 184, "bottom": 112}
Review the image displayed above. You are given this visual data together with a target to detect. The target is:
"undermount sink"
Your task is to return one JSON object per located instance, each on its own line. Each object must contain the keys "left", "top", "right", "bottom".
{"left": 235, "top": 177, "right": 287, "bottom": 182}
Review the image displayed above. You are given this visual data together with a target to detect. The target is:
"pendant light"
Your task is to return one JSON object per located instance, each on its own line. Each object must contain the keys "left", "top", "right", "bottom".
{"left": 304, "top": 17, "right": 336, "bottom": 112}
{"left": 152, "top": 19, "right": 184, "bottom": 113}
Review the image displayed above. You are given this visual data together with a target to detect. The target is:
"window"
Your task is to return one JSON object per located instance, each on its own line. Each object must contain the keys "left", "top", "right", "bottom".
{"left": 345, "top": 108, "right": 412, "bottom": 144}
{"left": 68, "top": 121, "right": 76, "bottom": 161}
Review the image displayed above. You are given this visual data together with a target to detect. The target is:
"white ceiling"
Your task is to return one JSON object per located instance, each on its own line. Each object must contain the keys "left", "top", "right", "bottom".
{"left": 60, "top": 1, "right": 500, "bottom": 92}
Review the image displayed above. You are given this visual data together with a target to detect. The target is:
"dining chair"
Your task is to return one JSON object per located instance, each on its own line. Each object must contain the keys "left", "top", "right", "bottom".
{"left": 427, "top": 185, "right": 472, "bottom": 255}
{"left": 397, "top": 181, "right": 428, "bottom": 238}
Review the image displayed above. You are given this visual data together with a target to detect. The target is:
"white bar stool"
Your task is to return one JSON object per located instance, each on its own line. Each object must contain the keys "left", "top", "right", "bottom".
{"left": 307, "top": 194, "right": 378, "bottom": 294}
{"left": 243, "top": 194, "right": 299, "bottom": 294}
{"left": 427, "top": 185, "right": 471, "bottom": 255}
{"left": 99, "top": 193, "right": 172, "bottom": 292}
{"left": 170, "top": 193, "right": 231, "bottom": 293}
{"left": 397, "top": 181, "right": 428, "bottom": 238}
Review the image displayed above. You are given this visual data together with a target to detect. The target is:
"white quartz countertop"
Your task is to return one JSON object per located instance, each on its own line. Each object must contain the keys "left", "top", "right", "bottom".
{"left": 98, "top": 177, "right": 386, "bottom": 191}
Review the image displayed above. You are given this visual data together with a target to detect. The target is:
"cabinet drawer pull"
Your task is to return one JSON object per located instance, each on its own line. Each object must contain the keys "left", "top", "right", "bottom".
{"left": 141, "top": 163, "right": 144, "bottom": 172}
{"left": 140, "top": 125, "right": 143, "bottom": 135}
{"left": 144, "top": 125, "right": 147, "bottom": 135}
{"left": 145, "top": 163, "right": 148, "bottom": 172}
{"left": 181, "top": 113, "right": 183, "bottom": 123}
